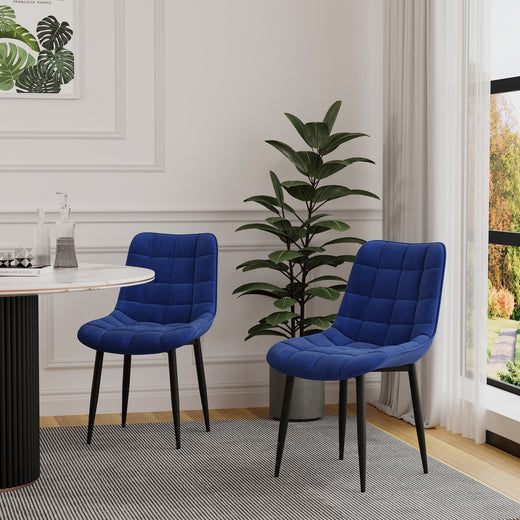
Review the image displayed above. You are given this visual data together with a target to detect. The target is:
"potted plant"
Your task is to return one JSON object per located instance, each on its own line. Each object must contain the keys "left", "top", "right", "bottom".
{"left": 234, "top": 100, "right": 378, "bottom": 419}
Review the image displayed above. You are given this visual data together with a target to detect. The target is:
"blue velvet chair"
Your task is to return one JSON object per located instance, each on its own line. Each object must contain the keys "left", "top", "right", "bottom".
{"left": 78, "top": 232, "right": 218, "bottom": 447}
{"left": 267, "top": 240, "right": 446, "bottom": 491}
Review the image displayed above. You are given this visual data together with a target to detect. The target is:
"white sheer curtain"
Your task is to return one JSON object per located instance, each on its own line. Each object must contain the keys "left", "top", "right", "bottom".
{"left": 376, "top": 0, "right": 490, "bottom": 442}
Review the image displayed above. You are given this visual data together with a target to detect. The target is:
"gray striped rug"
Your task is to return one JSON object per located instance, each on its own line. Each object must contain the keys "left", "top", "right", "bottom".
{"left": 0, "top": 416, "right": 518, "bottom": 520}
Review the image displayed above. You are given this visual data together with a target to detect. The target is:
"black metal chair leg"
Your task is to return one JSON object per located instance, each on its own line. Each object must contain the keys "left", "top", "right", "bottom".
{"left": 168, "top": 349, "right": 181, "bottom": 449}
{"left": 356, "top": 375, "right": 366, "bottom": 492}
{"left": 122, "top": 355, "right": 131, "bottom": 428}
{"left": 193, "top": 338, "right": 210, "bottom": 432}
{"left": 274, "top": 375, "right": 295, "bottom": 477}
{"left": 87, "top": 351, "right": 104, "bottom": 445}
{"left": 339, "top": 379, "right": 348, "bottom": 460}
{"left": 408, "top": 363, "right": 428, "bottom": 473}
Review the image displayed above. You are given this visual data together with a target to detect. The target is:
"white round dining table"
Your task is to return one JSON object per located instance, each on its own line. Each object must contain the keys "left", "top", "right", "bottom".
{"left": 0, "top": 263, "right": 154, "bottom": 491}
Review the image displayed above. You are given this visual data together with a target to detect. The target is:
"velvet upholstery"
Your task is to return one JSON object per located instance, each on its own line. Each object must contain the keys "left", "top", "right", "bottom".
{"left": 266, "top": 240, "right": 446, "bottom": 381}
{"left": 78, "top": 232, "right": 218, "bottom": 355}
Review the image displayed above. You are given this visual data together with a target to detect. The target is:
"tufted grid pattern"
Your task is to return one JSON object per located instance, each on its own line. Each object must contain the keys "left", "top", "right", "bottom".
{"left": 77, "top": 233, "right": 218, "bottom": 355}
{"left": 266, "top": 241, "right": 446, "bottom": 380}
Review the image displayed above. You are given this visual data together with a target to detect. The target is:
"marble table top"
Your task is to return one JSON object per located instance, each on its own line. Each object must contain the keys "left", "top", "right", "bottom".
{"left": 0, "top": 263, "right": 155, "bottom": 296}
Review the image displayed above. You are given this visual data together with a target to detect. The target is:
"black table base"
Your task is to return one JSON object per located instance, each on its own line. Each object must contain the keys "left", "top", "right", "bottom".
{"left": 0, "top": 295, "right": 39, "bottom": 490}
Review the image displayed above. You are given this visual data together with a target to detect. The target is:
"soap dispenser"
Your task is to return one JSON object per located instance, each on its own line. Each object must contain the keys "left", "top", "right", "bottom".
{"left": 32, "top": 208, "right": 51, "bottom": 267}
{"left": 53, "top": 192, "right": 78, "bottom": 268}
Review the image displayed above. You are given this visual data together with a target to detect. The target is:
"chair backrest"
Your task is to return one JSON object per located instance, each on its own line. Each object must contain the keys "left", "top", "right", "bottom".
{"left": 333, "top": 240, "right": 446, "bottom": 346}
{"left": 115, "top": 232, "right": 218, "bottom": 324}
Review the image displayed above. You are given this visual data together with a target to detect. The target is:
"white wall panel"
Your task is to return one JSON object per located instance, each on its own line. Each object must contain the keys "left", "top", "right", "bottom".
{"left": 0, "top": 0, "right": 384, "bottom": 415}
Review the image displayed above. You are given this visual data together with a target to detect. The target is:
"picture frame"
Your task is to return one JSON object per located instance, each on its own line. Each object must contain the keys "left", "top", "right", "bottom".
{"left": 0, "top": 0, "right": 77, "bottom": 98}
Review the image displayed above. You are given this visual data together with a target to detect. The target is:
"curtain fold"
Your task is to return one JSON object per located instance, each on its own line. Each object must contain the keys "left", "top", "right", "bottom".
{"left": 377, "top": 0, "right": 490, "bottom": 442}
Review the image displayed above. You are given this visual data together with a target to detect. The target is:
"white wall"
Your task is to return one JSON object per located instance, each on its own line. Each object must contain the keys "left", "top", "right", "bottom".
{"left": 0, "top": 0, "right": 383, "bottom": 415}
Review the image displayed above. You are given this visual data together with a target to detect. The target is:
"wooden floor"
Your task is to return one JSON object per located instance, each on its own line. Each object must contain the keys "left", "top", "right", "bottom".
{"left": 41, "top": 404, "right": 520, "bottom": 504}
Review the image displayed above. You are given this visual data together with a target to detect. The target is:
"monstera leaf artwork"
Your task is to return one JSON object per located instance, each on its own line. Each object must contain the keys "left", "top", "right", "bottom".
{"left": 1, "top": 23, "right": 40, "bottom": 53}
{"left": 0, "top": 5, "right": 75, "bottom": 95}
{"left": 36, "top": 16, "right": 73, "bottom": 51}
{"left": 16, "top": 63, "right": 60, "bottom": 93}
{"left": 0, "top": 5, "right": 15, "bottom": 31}
{"left": 0, "top": 42, "right": 35, "bottom": 91}
{"left": 38, "top": 48, "right": 74, "bottom": 85}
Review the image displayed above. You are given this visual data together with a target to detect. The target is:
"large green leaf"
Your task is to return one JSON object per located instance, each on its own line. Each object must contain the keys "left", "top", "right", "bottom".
{"left": 37, "top": 15, "right": 73, "bottom": 51}
{"left": 299, "top": 213, "right": 331, "bottom": 228}
{"left": 235, "top": 222, "right": 290, "bottom": 240}
{"left": 236, "top": 259, "right": 288, "bottom": 272}
{"left": 304, "top": 254, "right": 355, "bottom": 269}
{"left": 285, "top": 112, "right": 306, "bottom": 141}
{"left": 321, "top": 237, "right": 366, "bottom": 247}
{"left": 323, "top": 100, "right": 342, "bottom": 132}
{"left": 302, "top": 122, "right": 330, "bottom": 149}
{"left": 266, "top": 216, "right": 291, "bottom": 230}
{"left": 270, "top": 171, "right": 284, "bottom": 207}
{"left": 233, "top": 282, "right": 287, "bottom": 299}
{"left": 302, "top": 316, "right": 332, "bottom": 329}
{"left": 306, "top": 286, "right": 341, "bottom": 300}
{"left": 313, "top": 185, "right": 351, "bottom": 203}
{"left": 274, "top": 297, "right": 298, "bottom": 310}
{"left": 308, "top": 275, "right": 347, "bottom": 284}
{"left": 311, "top": 158, "right": 375, "bottom": 180}
{"left": 269, "top": 250, "right": 304, "bottom": 264}
{"left": 0, "top": 24, "right": 40, "bottom": 53}
{"left": 0, "top": 42, "right": 35, "bottom": 91}
{"left": 243, "top": 195, "right": 279, "bottom": 214}
{"left": 295, "top": 151, "right": 322, "bottom": 175}
{"left": 37, "top": 48, "right": 74, "bottom": 84}
{"left": 245, "top": 329, "right": 288, "bottom": 341}
{"left": 319, "top": 132, "right": 369, "bottom": 156}
{"left": 16, "top": 62, "right": 60, "bottom": 93}
{"left": 346, "top": 188, "right": 380, "bottom": 200}
{"left": 309, "top": 220, "right": 351, "bottom": 233}
{"left": 281, "top": 180, "right": 315, "bottom": 201}
{"left": 266, "top": 140, "right": 307, "bottom": 171}
{"left": 265, "top": 311, "right": 299, "bottom": 326}
{"left": 244, "top": 195, "right": 296, "bottom": 215}
{"left": 0, "top": 6, "right": 15, "bottom": 32}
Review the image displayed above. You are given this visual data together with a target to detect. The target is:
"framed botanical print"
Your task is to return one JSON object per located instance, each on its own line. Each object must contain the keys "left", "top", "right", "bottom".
{"left": 0, "top": 0, "right": 77, "bottom": 98}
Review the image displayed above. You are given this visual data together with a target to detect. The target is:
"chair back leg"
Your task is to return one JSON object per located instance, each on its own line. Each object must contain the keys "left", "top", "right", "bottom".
{"left": 338, "top": 379, "right": 348, "bottom": 460}
{"left": 356, "top": 375, "right": 366, "bottom": 492}
{"left": 168, "top": 349, "right": 181, "bottom": 449}
{"left": 274, "top": 375, "right": 295, "bottom": 477}
{"left": 122, "top": 355, "right": 131, "bottom": 428}
{"left": 87, "top": 351, "right": 104, "bottom": 445}
{"left": 407, "top": 363, "right": 428, "bottom": 473}
{"left": 193, "top": 338, "right": 210, "bottom": 432}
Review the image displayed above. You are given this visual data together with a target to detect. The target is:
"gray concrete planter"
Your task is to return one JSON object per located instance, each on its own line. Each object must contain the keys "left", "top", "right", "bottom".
{"left": 269, "top": 366, "right": 325, "bottom": 420}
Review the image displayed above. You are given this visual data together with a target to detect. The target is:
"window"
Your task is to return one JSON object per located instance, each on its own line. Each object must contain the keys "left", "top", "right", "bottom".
{"left": 487, "top": 0, "right": 520, "bottom": 395}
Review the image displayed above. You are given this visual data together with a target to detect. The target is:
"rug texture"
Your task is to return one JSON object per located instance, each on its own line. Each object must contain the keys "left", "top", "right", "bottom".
{"left": 0, "top": 416, "right": 519, "bottom": 520}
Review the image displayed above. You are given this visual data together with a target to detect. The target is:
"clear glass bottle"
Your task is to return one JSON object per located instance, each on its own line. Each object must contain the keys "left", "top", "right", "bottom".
{"left": 53, "top": 192, "right": 78, "bottom": 268}
{"left": 32, "top": 208, "right": 51, "bottom": 267}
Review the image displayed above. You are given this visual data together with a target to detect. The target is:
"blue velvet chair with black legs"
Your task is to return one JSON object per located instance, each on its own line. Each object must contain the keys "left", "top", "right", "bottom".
{"left": 77, "top": 232, "right": 218, "bottom": 447}
{"left": 267, "top": 240, "right": 446, "bottom": 492}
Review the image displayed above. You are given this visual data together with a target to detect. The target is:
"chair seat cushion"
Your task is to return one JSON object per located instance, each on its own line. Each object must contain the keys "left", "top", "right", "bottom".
{"left": 77, "top": 310, "right": 215, "bottom": 355}
{"left": 266, "top": 327, "right": 433, "bottom": 381}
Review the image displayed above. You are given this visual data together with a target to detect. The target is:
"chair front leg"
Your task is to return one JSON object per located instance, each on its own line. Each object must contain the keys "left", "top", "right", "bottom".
{"left": 407, "top": 363, "right": 428, "bottom": 473}
{"left": 168, "top": 350, "right": 181, "bottom": 449}
{"left": 193, "top": 338, "right": 210, "bottom": 432}
{"left": 87, "top": 351, "right": 104, "bottom": 445}
{"left": 274, "top": 375, "right": 295, "bottom": 477}
{"left": 122, "top": 355, "right": 131, "bottom": 428}
{"left": 339, "top": 379, "right": 348, "bottom": 460}
{"left": 356, "top": 375, "right": 366, "bottom": 492}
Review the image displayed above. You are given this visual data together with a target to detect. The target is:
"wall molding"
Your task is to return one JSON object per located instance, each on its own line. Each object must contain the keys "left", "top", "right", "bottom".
{"left": 0, "top": 0, "right": 164, "bottom": 173}
{"left": 0, "top": 0, "right": 125, "bottom": 141}
{"left": 0, "top": 208, "right": 382, "bottom": 225}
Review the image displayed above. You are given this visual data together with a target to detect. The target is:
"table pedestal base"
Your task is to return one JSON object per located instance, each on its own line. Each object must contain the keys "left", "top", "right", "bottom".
{"left": 0, "top": 296, "right": 40, "bottom": 490}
